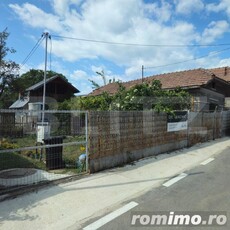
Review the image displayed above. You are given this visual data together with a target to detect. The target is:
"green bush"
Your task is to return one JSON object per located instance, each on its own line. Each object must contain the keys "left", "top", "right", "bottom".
{"left": 0, "top": 138, "right": 19, "bottom": 150}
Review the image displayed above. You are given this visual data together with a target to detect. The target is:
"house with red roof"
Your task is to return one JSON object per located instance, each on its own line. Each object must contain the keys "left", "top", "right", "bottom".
{"left": 89, "top": 67, "right": 230, "bottom": 111}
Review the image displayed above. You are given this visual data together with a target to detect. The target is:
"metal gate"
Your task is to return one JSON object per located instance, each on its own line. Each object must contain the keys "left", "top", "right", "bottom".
{"left": 0, "top": 109, "right": 88, "bottom": 193}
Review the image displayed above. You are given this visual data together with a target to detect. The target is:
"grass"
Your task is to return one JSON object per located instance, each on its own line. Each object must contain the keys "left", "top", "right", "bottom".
{"left": 0, "top": 135, "right": 86, "bottom": 173}
{"left": 0, "top": 151, "right": 46, "bottom": 171}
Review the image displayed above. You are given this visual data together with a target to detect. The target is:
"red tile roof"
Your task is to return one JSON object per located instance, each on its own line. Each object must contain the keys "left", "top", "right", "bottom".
{"left": 207, "top": 66, "right": 230, "bottom": 82}
{"left": 89, "top": 67, "right": 230, "bottom": 96}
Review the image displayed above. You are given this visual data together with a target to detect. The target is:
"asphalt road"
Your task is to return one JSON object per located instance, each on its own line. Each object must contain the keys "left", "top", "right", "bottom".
{"left": 83, "top": 147, "right": 230, "bottom": 230}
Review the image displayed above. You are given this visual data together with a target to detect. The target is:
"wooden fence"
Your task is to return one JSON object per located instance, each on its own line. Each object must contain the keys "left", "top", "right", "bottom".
{"left": 88, "top": 111, "right": 228, "bottom": 172}
{"left": 0, "top": 112, "right": 23, "bottom": 138}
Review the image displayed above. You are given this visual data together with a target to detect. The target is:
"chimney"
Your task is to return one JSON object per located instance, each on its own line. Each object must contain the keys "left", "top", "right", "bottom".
{"left": 225, "top": 67, "right": 227, "bottom": 76}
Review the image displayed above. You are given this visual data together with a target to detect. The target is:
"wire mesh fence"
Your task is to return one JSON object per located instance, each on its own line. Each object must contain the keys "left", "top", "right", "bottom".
{"left": 0, "top": 110, "right": 88, "bottom": 193}
{"left": 1, "top": 108, "right": 230, "bottom": 192}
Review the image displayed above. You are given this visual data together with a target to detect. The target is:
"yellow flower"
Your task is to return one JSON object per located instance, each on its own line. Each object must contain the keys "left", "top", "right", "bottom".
{"left": 80, "top": 146, "right": 86, "bottom": 151}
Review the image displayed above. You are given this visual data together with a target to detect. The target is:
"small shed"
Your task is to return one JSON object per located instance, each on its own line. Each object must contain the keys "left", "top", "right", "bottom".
{"left": 9, "top": 76, "right": 79, "bottom": 131}
{"left": 9, "top": 76, "right": 79, "bottom": 110}
{"left": 26, "top": 76, "right": 79, "bottom": 103}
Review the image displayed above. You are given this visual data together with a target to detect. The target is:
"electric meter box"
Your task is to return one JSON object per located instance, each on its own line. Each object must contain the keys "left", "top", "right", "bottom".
{"left": 37, "top": 122, "right": 50, "bottom": 143}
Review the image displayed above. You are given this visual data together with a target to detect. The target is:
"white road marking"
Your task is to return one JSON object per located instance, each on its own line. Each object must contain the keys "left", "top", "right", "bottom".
{"left": 163, "top": 173, "right": 188, "bottom": 187}
{"left": 200, "top": 158, "right": 215, "bottom": 165}
{"left": 83, "top": 201, "right": 138, "bottom": 230}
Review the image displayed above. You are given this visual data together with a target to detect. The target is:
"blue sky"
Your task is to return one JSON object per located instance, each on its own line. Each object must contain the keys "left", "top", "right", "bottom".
{"left": 1, "top": 0, "right": 230, "bottom": 95}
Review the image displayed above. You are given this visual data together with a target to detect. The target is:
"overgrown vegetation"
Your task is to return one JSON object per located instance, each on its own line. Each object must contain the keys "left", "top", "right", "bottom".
{"left": 0, "top": 28, "right": 19, "bottom": 108}
{"left": 60, "top": 80, "right": 191, "bottom": 113}
{"left": 0, "top": 138, "right": 19, "bottom": 150}
{"left": 0, "top": 136, "right": 85, "bottom": 171}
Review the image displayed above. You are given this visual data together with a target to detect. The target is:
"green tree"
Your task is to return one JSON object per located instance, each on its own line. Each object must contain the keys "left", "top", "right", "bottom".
{"left": 12, "top": 69, "right": 67, "bottom": 96}
{"left": 0, "top": 28, "right": 19, "bottom": 108}
{"left": 114, "top": 80, "right": 163, "bottom": 110}
{"left": 88, "top": 70, "right": 116, "bottom": 89}
{"left": 62, "top": 80, "right": 191, "bottom": 112}
{"left": 60, "top": 92, "right": 112, "bottom": 111}
{"left": 114, "top": 80, "right": 191, "bottom": 112}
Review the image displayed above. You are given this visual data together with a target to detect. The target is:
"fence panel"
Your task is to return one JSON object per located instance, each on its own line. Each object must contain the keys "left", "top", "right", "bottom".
{"left": 188, "top": 111, "right": 222, "bottom": 146}
{"left": 2, "top": 109, "right": 230, "bottom": 190}
{"left": 88, "top": 111, "right": 188, "bottom": 172}
{"left": 0, "top": 110, "right": 88, "bottom": 193}
{"left": 88, "top": 110, "right": 229, "bottom": 173}
{"left": 0, "top": 112, "right": 23, "bottom": 138}
{"left": 221, "top": 111, "right": 230, "bottom": 136}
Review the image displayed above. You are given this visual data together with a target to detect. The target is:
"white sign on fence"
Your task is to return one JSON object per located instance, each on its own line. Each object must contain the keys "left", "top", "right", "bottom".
{"left": 167, "top": 111, "right": 188, "bottom": 132}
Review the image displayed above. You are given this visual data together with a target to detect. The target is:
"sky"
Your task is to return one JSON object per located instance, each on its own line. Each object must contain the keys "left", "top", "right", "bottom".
{"left": 1, "top": 0, "right": 230, "bottom": 95}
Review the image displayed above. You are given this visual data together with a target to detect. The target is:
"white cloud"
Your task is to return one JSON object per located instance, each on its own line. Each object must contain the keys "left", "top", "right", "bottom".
{"left": 217, "top": 58, "right": 230, "bottom": 67}
{"left": 91, "top": 65, "right": 104, "bottom": 73}
{"left": 70, "top": 69, "right": 88, "bottom": 81}
{"left": 78, "top": 83, "right": 93, "bottom": 95}
{"left": 174, "top": 0, "right": 204, "bottom": 15}
{"left": 206, "top": 0, "right": 230, "bottom": 17}
{"left": 9, "top": 0, "right": 198, "bottom": 70}
{"left": 9, "top": 3, "right": 63, "bottom": 32}
{"left": 200, "top": 21, "right": 229, "bottom": 44}
{"left": 51, "top": 0, "right": 83, "bottom": 17}
{"left": 69, "top": 69, "right": 91, "bottom": 94}
{"left": 143, "top": 1, "right": 172, "bottom": 23}
{"left": 19, "top": 64, "right": 32, "bottom": 75}
{"left": 9, "top": 0, "right": 230, "bottom": 85}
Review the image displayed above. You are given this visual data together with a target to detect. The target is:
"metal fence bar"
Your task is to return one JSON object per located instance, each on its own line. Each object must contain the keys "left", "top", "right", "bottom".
{"left": 85, "top": 112, "right": 89, "bottom": 172}
{"left": 0, "top": 109, "right": 88, "bottom": 192}
{"left": 0, "top": 141, "right": 87, "bottom": 154}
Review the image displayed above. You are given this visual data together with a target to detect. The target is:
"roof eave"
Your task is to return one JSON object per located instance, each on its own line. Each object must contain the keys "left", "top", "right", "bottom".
{"left": 162, "top": 85, "right": 201, "bottom": 90}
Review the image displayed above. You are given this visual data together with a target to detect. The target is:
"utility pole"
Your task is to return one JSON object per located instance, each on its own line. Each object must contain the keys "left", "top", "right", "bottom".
{"left": 42, "top": 32, "right": 49, "bottom": 125}
{"left": 142, "top": 65, "right": 144, "bottom": 82}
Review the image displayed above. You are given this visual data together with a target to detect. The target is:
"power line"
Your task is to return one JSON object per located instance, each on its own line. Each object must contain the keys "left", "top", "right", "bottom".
{"left": 51, "top": 34, "right": 230, "bottom": 47}
{"left": 20, "top": 35, "right": 44, "bottom": 67}
{"left": 144, "top": 46, "right": 230, "bottom": 70}
{"left": 22, "top": 34, "right": 230, "bottom": 75}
